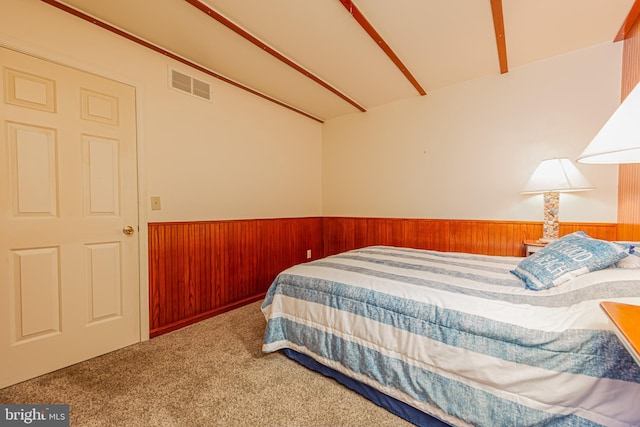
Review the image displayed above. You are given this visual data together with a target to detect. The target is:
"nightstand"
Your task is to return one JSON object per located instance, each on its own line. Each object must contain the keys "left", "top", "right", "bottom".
{"left": 524, "top": 240, "right": 547, "bottom": 256}
{"left": 600, "top": 302, "right": 640, "bottom": 367}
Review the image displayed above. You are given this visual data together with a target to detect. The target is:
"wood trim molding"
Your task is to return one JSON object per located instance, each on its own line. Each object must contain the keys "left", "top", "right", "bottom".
{"left": 490, "top": 0, "right": 509, "bottom": 74}
{"left": 338, "top": 0, "right": 426, "bottom": 96}
{"left": 40, "top": 0, "right": 325, "bottom": 123}
{"left": 185, "top": 0, "right": 366, "bottom": 114}
{"left": 149, "top": 293, "right": 265, "bottom": 338}
{"left": 615, "top": 0, "right": 640, "bottom": 42}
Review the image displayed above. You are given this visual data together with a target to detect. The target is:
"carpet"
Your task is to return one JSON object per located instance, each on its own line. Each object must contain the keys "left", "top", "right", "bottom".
{"left": 0, "top": 301, "right": 412, "bottom": 426}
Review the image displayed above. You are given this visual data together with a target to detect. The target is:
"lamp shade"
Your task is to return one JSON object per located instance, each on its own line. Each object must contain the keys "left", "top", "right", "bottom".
{"left": 521, "top": 158, "right": 593, "bottom": 194}
{"left": 577, "top": 82, "right": 640, "bottom": 164}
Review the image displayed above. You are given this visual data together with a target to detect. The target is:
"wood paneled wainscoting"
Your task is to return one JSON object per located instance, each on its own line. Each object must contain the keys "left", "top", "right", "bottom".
{"left": 322, "top": 217, "right": 619, "bottom": 257}
{"left": 148, "top": 217, "right": 323, "bottom": 337}
{"left": 149, "top": 216, "right": 622, "bottom": 337}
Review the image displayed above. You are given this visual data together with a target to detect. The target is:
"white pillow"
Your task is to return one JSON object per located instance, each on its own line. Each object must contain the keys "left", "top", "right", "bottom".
{"left": 613, "top": 242, "right": 640, "bottom": 268}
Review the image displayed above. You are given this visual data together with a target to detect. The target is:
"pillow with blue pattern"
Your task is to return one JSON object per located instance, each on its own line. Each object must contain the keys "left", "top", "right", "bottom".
{"left": 512, "top": 231, "right": 628, "bottom": 290}
{"left": 613, "top": 242, "right": 640, "bottom": 268}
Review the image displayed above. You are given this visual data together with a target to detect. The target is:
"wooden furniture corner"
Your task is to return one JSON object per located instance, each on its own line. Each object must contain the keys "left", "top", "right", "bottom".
{"left": 600, "top": 301, "right": 640, "bottom": 367}
{"left": 523, "top": 239, "right": 547, "bottom": 256}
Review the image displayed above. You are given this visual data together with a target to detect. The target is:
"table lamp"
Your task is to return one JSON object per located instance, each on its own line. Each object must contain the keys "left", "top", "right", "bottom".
{"left": 522, "top": 158, "right": 593, "bottom": 242}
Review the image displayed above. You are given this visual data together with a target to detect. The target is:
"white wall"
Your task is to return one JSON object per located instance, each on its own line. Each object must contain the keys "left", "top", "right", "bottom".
{"left": 1, "top": 0, "right": 323, "bottom": 222}
{"left": 2, "top": 1, "right": 623, "bottom": 225}
{"left": 322, "top": 42, "right": 622, "bottom": 223}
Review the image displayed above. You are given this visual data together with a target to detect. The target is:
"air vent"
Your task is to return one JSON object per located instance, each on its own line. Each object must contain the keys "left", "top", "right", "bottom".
{"left": 169, "top": 68, "right": 211, "bottom": 101}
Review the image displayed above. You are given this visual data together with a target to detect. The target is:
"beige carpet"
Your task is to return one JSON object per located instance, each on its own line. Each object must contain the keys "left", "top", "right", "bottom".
{"left": 0, "top": 301, "right": 413, "bottom": 426}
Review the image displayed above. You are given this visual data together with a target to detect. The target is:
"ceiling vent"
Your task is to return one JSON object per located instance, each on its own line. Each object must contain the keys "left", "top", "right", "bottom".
{"left": 169, "top": 68, "right": 211, "bottom": 101}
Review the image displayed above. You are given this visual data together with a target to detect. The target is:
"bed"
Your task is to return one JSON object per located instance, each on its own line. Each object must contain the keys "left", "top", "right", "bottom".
{"left": 261, "top": 239, "right": 640, "bottom": 426}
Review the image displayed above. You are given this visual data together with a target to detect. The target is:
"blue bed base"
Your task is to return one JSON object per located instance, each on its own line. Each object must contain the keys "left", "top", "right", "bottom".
{"left": 282, "top": 348, "right": 450, "bottom": 427}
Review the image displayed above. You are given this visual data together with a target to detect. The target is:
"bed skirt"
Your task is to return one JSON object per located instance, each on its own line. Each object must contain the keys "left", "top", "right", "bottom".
{"left": 281, "top": 348, "right": 449, "bottom": 427}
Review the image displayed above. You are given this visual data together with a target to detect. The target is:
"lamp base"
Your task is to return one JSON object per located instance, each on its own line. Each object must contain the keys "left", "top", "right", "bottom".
{"left": 542, "top": 191, "right": 559, "bottom": 242}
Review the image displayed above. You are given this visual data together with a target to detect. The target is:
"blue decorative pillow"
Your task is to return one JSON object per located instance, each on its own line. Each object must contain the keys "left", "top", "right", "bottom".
{"left": 512, "top": 231, "right": 628, "bottom": 290}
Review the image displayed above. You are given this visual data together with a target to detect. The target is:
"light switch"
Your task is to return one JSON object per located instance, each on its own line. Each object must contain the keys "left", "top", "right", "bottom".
{"left": 151, "top": 196, "right": 162, "bottom": 210}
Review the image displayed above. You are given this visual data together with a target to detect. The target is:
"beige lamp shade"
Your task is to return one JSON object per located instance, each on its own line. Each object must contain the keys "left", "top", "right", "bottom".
{"left": 521, "top": 158, "right": 593, "bottom": 194}
{"left": 578, "top": 82, "right": 640, "bottom": 164}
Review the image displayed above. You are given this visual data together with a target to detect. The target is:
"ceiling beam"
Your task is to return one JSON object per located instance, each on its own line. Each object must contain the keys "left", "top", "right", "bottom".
{"left": 615, "top": 0, "right": 640, "bottom": 41}
{"left": 185, "top": 0, "right": 366, "bottom": 113}
{"left": 338, "top": 0, "right": 426, "bottom": 96}
{"left": 40, "top": 0, "right": 324, "bottom": 123}
{"left": 490, "top": 0, "right": 509, "bottom": 74}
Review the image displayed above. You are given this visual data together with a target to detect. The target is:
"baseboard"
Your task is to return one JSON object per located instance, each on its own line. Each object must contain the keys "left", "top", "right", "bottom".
{"left": 149, "top": 292, "right": 266, "bottom": 338}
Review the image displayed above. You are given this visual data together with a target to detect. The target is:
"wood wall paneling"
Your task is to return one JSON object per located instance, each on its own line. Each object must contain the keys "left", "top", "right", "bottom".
{"left": 559, "top": 222, "right": 618, "bottom": 241}
{"left": 321, "top": 217, "right": 618, "bottom": 257}
{"left": 322, "top": 217, "right": 450, "bottom": 256}
{"left": 148, "top": 217, "right": 322, "bottom": 337}
{"left": 447, "top": 220, "right": 542, "bottom": 255}
{"left": 621, "top": 11, "right": 640, "bottom": 97}
{"left": 618, "top": 12, "right": 640, "bottom": 238}
{"left": 400, "top": 219, "right": 450, "bottom": 252}
{"left": 149, "top": 217, "right": 621, "bottom": 337}
{"left": 617, "top": 223, "right": 640, "bottom": 241}
{"left": 619, "top": 165, "right": 640, "bottom": 227}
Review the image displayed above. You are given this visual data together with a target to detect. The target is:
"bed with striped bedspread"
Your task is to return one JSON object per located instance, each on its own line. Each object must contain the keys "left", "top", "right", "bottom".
{"left": 261, "top": 246, "right": 640, "bottom": 426}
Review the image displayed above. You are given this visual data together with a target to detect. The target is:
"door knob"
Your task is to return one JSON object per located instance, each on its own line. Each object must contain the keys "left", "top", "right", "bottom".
{"left": 123, "top": 225, "right": 135, "bottom": 235}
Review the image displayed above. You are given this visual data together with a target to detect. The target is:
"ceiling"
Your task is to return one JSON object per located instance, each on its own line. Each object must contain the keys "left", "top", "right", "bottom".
{"left": 46, "top": 0, "right": 636, "bottom": 122}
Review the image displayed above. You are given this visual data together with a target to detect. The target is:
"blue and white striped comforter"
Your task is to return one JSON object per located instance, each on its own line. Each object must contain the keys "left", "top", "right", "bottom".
{"left": 262, "top": 246, "right": 640, "bottom": 427}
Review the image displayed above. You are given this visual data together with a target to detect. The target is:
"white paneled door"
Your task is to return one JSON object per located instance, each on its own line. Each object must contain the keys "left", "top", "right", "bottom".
{"left": 0, "top": 47, "right": 140, "bottom": 388}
